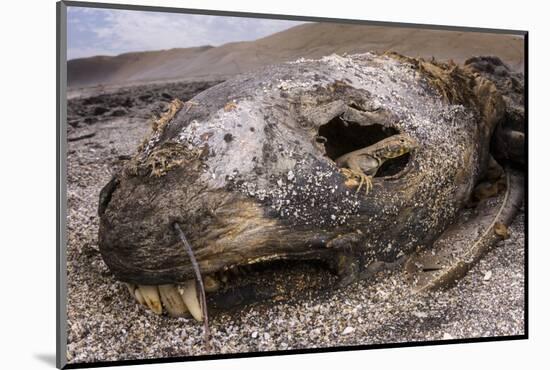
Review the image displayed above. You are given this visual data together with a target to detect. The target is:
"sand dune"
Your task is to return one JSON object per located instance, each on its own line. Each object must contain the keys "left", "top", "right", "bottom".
{"left": 68, "top": 22, "right": 524, "bottom": 88}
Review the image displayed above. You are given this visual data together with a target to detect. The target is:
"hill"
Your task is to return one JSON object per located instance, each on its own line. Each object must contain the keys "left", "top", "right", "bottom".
{"left": 67, "top": 22, "right": 524, "bottom": 88}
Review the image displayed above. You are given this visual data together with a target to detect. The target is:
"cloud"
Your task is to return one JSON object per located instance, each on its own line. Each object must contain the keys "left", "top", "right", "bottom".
{"left": 67, "top": 7, "right": 306, "bottom": 60}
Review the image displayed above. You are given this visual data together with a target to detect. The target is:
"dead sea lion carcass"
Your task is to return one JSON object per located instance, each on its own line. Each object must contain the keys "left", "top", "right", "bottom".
{"left": 97, "top": 52, "right": 524, "bottom": 319}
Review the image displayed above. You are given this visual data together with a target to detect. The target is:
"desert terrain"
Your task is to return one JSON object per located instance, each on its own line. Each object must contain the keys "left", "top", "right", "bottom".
{"left": 65, "top": 22, "right": 525, "bottom": 364}
{"left": 67, "top": 22, "right": 524, "bottom": 90}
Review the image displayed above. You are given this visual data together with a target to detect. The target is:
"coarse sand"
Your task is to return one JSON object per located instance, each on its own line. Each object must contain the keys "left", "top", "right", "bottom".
{"left": 65, "top": 82, "right": 525, "bottom": 365}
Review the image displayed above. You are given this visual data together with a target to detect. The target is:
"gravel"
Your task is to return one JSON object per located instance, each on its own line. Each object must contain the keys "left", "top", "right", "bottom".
{"left": 65, "top": 83, "right": 525, "bottom": 365}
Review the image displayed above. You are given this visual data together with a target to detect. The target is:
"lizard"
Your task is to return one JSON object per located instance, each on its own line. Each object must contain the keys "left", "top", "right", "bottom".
{"left": 335, "top": 133, "right": 419, "bottom": 194}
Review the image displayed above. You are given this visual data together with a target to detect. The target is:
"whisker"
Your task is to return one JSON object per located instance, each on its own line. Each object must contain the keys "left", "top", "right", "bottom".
{"left": 173, "top": 222, "right": 210, "bottom": 351}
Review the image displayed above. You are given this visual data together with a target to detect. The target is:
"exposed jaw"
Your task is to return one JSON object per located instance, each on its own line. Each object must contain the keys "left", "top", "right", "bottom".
{"left": 123, "top": 251, "right": 340, "bottom": 321}
{"left": 125, "top": 280, "right": 206, "bottom": 321}
{"left": 104, "top": 188, "right": 339, "bottom": 322}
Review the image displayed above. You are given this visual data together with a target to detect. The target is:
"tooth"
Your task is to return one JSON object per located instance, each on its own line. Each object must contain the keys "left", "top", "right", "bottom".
{"left": 181, "top": 280, "right": 203, "bottom": 322}
{"left": 203, "top": 275, "right": 220, "bottom": 292}
{"left": 138, "top": 285, "right": 163, "bottom": 315}
{"left": 125, "top": 283, "right": 146, "bottom": 306}
{"left": 134, "top": 288, "right": 146, "bottom": 306}
{"left": 125, "top": 283, "right": 136, "bottom": 296}
{"left": 158, "top": 284, "right": 188, "bottom": 317}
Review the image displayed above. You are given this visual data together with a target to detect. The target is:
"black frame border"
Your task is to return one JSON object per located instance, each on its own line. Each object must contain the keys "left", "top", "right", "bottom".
{"left": 56, "top": 1, "right": 529, "bottom": 369}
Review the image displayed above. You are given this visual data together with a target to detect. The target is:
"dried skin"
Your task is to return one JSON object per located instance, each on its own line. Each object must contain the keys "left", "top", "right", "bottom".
{"left": 98, "top": 53, "right": 523, "bottom": 309}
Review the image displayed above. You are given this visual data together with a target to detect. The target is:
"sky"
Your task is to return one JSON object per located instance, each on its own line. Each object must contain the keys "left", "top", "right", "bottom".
{"left": 67, "top": 7, "right": 306, "bottom": 60}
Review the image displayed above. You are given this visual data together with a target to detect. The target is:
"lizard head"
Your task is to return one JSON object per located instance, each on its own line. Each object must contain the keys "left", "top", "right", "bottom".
{"left": 381, "top": 134, "right": 419, "bottom": 159}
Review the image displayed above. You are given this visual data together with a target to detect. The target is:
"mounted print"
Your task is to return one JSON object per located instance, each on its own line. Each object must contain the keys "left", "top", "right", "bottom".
{"left": 56, "top": 1, "right": 527, "bottom": 368}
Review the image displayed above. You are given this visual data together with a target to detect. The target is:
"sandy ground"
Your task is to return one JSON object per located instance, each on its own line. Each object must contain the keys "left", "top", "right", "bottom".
{"left": 65, "top": 80, "right": 525, "bottom": 365}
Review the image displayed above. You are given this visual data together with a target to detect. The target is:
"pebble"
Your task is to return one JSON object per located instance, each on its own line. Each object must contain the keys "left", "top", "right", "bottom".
{"left": 342, "top": 327, "right": 355, "bottom": 335}
{"left": 65, "top": 66, "right": 525, "bottom": 364}
{"left": 412, "top": 311, "right": 429, "bottom": 318}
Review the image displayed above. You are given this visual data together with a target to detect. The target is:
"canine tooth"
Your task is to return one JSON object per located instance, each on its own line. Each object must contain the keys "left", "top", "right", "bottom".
{"left": 138, "top": 285, "right": 163, "bottom": 315}
{"left": 158, "top": 284, "right": 188, "bottom": 317}
{"left": 203, "top": 275, "right": 220, "bottom": 292}
{"left": 181, "top": 280, "right": 203, "bottom": 322}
